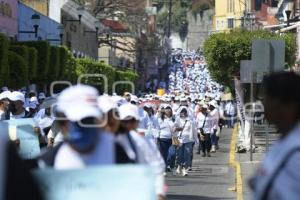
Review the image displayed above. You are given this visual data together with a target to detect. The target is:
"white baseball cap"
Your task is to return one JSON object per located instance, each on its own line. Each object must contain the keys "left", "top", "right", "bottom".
{"left": 130, "top": 95, "right": 139, "bottom": 103}
{"left": 119, "top": 103, "right": 140, "bottom": 121}
{"left": 98, "top": 95, "right": 118, "bottom": 113}
{"left": 8, "top": 91, "right": 25, "bottom": 103}
{"left": 0, "top": 91, "right": 11, "bottom": 100}
{"left": 57, "top": 85, "right": 102, "bottom": 121}
{"left": 30, "top": 96, "right": 39, "bottom": 103}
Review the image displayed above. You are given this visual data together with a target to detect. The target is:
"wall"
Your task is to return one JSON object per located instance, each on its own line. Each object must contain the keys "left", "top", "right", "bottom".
{"left": 214, "top": 0, "right": 247, "bottom": 31}
{"left": 186, "top": 9, "right": 214, "bottom": 50}
{"left": 20, "top": 0, "right": 48, "bottom": 16}
{"left": 0, "top": 0, "right": 18, "bottom": 37}
{"left": 61, "top": 1, "right": 99, "bottom": 59}
{"left": 18, "top": 2, "right": 61, "bottom": 46}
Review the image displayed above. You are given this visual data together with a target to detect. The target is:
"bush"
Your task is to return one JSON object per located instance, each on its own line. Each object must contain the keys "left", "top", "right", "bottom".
{"left": 16, "top": 41, "right": 50, "bottom": 84}
{"left": 9, "top": 45, "right": 29, "bottom": 82}
{"left": 48, "top": 46, "right": 60, "bottom": 83}
{"left": 203, "top": 29, "right": 297, "bottom": 89}
{"left": 8, "top": 51, "right": 28, "bottom": 89}
{"left": 0, "top": 34, "right": 10, "bottom": 86}
{"left": 27, "top": 47, "right": 38, "bottom": 82}
{"left": 58, "top": 46, "right": 69, "bottom": 80}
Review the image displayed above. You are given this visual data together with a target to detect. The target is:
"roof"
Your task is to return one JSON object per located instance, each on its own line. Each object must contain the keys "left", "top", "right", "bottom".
{"left": 100, "top": 19, "right": 128, "bottom": 32}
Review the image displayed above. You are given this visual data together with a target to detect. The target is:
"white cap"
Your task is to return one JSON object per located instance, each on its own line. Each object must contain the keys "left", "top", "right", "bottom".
{"left": 38, "top": 92, "right": 46, "bottom": 99}
{"left": 57, "top": 85, "right": 102, "bottom": 121}
{"left": 202, "top": 104, "right": 208, "bottom": 109}
{"left": 8, "top": 91, "right": 25, "bottom": 103}
{"left": 30, "top": 96, "right": 39, "bottom": 103}
{"left": 0, "top": 91, "right": 11, "bottom": 100}
{"left": 143, "top": 103, "right": 153, "bottom": 109}
{"left": 209, "top": 100, "right": 218, "bottom": 108}
{"left": 130, "top": 95, "right": 139, "bottom": 103}
{"left": 97, "top": 95, "right": 117, "bottom": 113}
{"left": 119, "top": 103, "right": 140, "bottom": 120}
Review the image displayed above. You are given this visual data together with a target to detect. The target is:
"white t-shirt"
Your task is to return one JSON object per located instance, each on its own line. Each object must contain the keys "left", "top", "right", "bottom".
{"left": 0, "top": 110, "right": 5, "bottom": 121}
{"left": 174, "top": 117, "right": 197, "bottom": 143}
{"left": 158, "top": 117, "right": 174, "bottom": 139}
{"left": 54, "top": 132, "right": 115, "bottom": 169}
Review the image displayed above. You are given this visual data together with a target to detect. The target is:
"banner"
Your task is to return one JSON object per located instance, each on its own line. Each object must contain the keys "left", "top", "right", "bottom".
{"left": 234, "top": 77, "right": 251, "bottom": 149}
{"left": 2, "top": 119, "right": 40, "bottom": 159}
{"left": 33, "top": 165, "right": 156, "bottom": 200}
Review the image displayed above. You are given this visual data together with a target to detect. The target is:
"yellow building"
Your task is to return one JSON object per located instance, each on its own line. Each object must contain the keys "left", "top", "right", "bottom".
{"left": 214, "top": 0, "right": 251, "bottom": 32}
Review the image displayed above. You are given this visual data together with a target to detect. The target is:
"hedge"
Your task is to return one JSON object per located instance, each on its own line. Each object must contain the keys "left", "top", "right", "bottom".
{"left": 8, "top": 51, "right": 28, "bottom": 89}
{"left": 48, "top": 46, "right": 60, "bottom": 83}
{"left": 27, "top": 47, "right": 38, "bottom": 82}
{"left": 16, "top": 41, "right": 50, "bottom": 84}
{"left": 58, "top": 46, "right": 69, "bottom": 80}
{"left": 76, "top": 58, "right": 138, "bottom": 94}
{"left": 9, "top": 45, "right": 29, "bottom": 83}
{"left": 0, "top": 33, "right": 10, "bottom": 86}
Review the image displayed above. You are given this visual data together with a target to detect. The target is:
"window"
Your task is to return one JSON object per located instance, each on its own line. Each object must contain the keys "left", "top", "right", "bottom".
{"left": 228, "top": 18, "right": 234, "bottom": 28}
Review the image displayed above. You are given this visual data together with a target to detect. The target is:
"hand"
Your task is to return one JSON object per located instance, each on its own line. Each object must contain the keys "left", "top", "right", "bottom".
{"left": 176, "top": 127, "right": 183, "bottom": 132}
{"left": 34, "top": 127, "right": 41, "bottom": 135}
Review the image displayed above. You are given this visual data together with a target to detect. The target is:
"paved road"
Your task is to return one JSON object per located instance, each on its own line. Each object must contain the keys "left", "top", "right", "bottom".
{"left": 166, "top": 128, "right": 236, "bottom": 200}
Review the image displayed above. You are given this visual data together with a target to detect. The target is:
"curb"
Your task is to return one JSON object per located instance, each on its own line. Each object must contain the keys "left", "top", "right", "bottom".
{"left": 229, "top": 124, "right": 244, "bottom": 200}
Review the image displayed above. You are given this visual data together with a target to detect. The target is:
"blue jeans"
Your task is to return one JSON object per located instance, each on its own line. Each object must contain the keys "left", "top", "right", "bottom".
{"left": 167, "top": 145, "right": 177, "bottom": 169}
{"left": 157, "top": 138, "right": 172, "bottom": 164}
{"left": 211, "top": 130, "right": 218, "bottom": 146}
{"left": 177, "top": 142, "right": 194, "bottom": 168}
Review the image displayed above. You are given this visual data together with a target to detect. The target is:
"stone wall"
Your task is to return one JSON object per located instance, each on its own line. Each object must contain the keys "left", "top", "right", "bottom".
{"left": 186, "top": 9, "right": 214, "bottom": 51}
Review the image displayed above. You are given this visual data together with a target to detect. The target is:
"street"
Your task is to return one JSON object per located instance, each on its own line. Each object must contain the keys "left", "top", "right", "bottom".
{"left": 167, "top": 128, "right": 236, "bottom": 200}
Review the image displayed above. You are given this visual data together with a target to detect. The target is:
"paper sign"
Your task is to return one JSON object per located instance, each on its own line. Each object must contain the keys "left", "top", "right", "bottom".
{"left": 33, "top": 165, "right": 156, "bottom": 200}
{"left": 1, "top": 119, "right": 40, "bottom": 159}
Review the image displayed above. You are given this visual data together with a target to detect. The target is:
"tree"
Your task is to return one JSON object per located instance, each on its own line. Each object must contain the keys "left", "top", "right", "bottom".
{"left": 203, "top": 29, "right": 296, "bottom": 88}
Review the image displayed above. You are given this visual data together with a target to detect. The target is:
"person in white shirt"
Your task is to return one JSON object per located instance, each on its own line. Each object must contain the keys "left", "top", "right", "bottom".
{"left": 157, "top": 105, "right": 175, "bottom": 167}
{"left": 174, "top": 107, "right": 198, "bottom": 176}
{"left": 225, "top": 100, "right": 236, "bottom": 128}
{"left": 197, "top": 104, "right": 213, "bottom": 157}
{"left": 209, "top": 100, "right": 220, "bottom": 152}
{"left": 139, "top": 103, "right": 160, "bottom": 139}
{"left": 0, "top": 91, "right": 10, "bottom": 120}
{"left": 8, "top": 91, "right": 29, "bottom": 119}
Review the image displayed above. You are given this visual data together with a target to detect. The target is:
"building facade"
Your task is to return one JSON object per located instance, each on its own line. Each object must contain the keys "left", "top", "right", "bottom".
{"left": 214, "top": 0, "right": 251, "bottom": 31}
{"left": 0, "top": 0, "right": 18, "bottom": 38}
{"left": 18, "top": 2, "right": 62, "bottom": 46}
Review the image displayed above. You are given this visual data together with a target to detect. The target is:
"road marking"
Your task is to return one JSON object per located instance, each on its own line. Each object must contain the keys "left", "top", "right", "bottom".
{"left": 229, "top": 124, "right": 244, "bottom": 200}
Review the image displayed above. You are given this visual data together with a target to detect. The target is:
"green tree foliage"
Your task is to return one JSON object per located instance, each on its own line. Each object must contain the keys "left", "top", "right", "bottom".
{"left": 8, "top": 51, "right": 28, "bottom": 89}
{"left": 0, "top": 34, "right": 10, "bottom": 86}
{"left": 203, "top": 30, "right": 296, "bottom": 88}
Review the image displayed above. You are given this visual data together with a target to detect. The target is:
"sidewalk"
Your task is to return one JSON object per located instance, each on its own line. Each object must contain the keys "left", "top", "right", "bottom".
{"left": 166, "top": 128, "right": 236, "bottom": 200}
{"left": 236, "top": 126, "right": 280, "bottom": 200}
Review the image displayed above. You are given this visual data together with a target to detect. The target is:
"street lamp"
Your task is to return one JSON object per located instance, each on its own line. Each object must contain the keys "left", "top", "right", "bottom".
{"left": 84, "top": 21, "right": 101, "bottom": 38}
{"left": 19, "top": 13, "right": 41, "bottom": 38}
{"left": 46, "top": 25, "right": 64, "bottom": 45}
{"left": 286, "top": 10, "right": 292, "bottom": 27}
{"left": 63, "top": 6, "right": 84, "bottom": 24}
{"left": 58, "top": 25, "right": 64, "bottom": 45}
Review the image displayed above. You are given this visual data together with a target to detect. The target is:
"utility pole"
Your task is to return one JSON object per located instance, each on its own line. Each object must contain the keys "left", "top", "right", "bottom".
{"left": 167, "top": 0, "right": 172, "bottom": 38}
